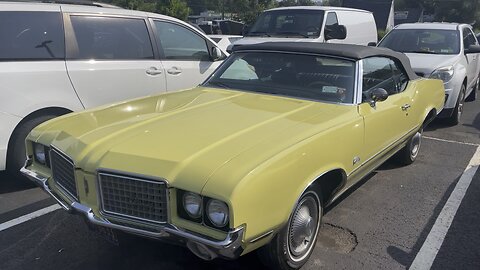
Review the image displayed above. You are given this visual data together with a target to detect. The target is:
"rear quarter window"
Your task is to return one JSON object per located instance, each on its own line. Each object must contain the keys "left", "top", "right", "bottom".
{"left": 0, "top": 11, "right": 65, "bottom": 60}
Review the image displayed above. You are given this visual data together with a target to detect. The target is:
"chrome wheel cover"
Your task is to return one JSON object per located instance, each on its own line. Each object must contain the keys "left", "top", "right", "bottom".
{"left": 410, "top": 130, "right": 422, "bottom": 160}
{"left": 287, "top": 193, "right": 320, "bottom": 262}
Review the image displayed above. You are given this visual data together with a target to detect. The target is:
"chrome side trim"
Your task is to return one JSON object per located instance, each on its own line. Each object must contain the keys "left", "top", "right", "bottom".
{"left": 249, "top": 230, "right": 274, "bottom": 243}
{"left": 347, "top": 125, "right": 420, "bottom": 177}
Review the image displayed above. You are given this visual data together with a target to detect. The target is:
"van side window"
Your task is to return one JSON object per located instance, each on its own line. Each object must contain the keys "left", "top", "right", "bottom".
{"left": 0, "top": 11, "right": 64, "bottom": 60}
{"left": 362, "top": 57, "right": 407, "bottom": 101}
{"left": 154, "top": 21, "right": 210, "bottom": 61}
{"left": 70, "top": 16, "right": 154, "bottom": 60}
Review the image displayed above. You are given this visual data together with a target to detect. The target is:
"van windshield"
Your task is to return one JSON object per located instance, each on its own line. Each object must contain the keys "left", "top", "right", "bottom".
{"left": 246, "top": 9, "right": 324, "bottom": 38}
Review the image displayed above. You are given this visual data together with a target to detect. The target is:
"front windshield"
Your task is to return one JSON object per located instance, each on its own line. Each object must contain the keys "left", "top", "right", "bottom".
{"left": 247, "top": 10, "right": 324, "bottom": 38}
{"left": 204, "top": 52, "right": 356, "bottom": 104}
{"left": 379, "top": 29, "right": 460, "bottom": 55}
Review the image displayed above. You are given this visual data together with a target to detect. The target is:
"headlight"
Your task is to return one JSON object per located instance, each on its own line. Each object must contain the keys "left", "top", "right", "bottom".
{"left": 206, "top": 199, "right": 229, "bottom": 228}
{"left": 430, "top": 66, "right": 455, "bottom": 83}
{"left": 183, "top": 192, "right": 202, "bottom": 218}
{"left": 33, "top": 143, "right": 47, "bottom": 165}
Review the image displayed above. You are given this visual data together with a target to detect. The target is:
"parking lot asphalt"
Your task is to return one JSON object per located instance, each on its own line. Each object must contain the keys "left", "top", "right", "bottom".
{"left": 0, "top": 96, "right": 479, "bottom": 270}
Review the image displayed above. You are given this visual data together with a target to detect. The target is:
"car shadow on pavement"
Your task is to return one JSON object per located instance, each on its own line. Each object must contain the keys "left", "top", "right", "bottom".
{"left": 0, "top": 171, "right": 36, "bottom": 194}
{"left": 424, "top": 118, "right": 448, "bottom": 132}
{"left": 325, "top": 172, "right": 377, "bottom": 213}
{"left": 462, "top": 110, "right": 480, "bottom": 132}
{"left": 385, "top": 174, "right": 461, "bottom": 267}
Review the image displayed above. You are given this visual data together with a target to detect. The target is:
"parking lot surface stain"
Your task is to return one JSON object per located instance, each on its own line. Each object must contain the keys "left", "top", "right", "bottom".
{"left": 316, "top": 223, "right": 358, "bottom": 254}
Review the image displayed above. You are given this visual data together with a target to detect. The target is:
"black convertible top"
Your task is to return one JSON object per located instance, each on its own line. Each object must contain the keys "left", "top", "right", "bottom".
{"left": 233, "top": 42, "right": 419, "bottom": 80}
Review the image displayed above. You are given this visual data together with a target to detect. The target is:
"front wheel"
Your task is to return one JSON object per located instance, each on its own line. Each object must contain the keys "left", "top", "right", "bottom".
{"left": 397, "top": 128, "right": 422, "bottom": 166}
{"left": 258, "top": 191, "right": 322, "bottom": 270}
{"left": 466, "top": 75, "right": 479, "bottom": 102}
{"left": 445, "top": 85, "right": 465, "bottom": 126}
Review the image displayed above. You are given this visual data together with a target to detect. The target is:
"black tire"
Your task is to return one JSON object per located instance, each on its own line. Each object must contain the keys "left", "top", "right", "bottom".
{"left": 396, "top": 128, "right": 422, "bottom": 166}
{"left": 445, "top": 85, "right": 466, "bottom": 126}
{"left": 6, "top": 115, "right": 57, "bottom": 179}
{"left": 466, "top": 76, "right": 479, "bottom": 102}
{"left": 258, "top": 190, "right": 323, "bottom": 270}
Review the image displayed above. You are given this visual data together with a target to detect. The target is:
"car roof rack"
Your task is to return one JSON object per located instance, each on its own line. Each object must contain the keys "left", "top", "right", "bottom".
{"left": 2, "top": 0, "right": 123, "bottom": 8}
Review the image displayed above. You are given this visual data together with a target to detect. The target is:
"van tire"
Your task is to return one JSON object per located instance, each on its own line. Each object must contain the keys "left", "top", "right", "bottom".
{"left": 6, "top": 115, "right": 57, "bottom": 180}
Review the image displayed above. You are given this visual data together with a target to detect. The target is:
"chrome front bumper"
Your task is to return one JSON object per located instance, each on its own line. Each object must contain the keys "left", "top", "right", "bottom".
{"left": 21, "top": 165, "right": 245, "bottom": 260}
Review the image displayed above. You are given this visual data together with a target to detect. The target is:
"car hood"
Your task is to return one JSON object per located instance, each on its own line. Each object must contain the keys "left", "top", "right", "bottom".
{"left": 31, "top": 87, "right": 354, "bottom": 193}
{"left": 405, "top": 53, "right": 460, "bottom": 77}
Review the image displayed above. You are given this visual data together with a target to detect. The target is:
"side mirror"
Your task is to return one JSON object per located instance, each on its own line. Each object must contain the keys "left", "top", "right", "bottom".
{"left": 369, "top": 88, "right": 389, "bottom": 107}
{"left": 368, "top": 42, "right": 377, "bottom": 47}
{"left": 325, "top": 24, "right": 347, "bottom": 41}
{"left": 465, "top": 44, "right": 480, "bottom": 54}
{"left": 211, "top": 47, "right": 223, "bottom": 61}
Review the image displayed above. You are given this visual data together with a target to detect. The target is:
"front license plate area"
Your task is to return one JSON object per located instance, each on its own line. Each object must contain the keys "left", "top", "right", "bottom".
{"left": 92, "top": 225, "right": 119, "bottom": 246}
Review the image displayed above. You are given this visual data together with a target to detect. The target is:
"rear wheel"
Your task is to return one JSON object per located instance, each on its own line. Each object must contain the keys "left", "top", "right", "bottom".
{"left": 397, "top": 128, "right": 422, "bottom": 166}
{"left": 445, "top": 85, "right": 466, "bottom": 126}
{"left": 6, "top": 115, "right": 57, "bottom": 179}
{"left": 258, "top": 190, "right": 322, "bottom": 270}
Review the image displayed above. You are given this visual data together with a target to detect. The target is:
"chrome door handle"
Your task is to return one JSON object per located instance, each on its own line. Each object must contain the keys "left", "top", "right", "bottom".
{"left": 401, "top": 104, "right": 411, "bottom": 111}
{"left": 167, "top": 67, "right": 182, "bottom": 75}
{"left": 146, "top": 67, "right": 163, "bottom": 76}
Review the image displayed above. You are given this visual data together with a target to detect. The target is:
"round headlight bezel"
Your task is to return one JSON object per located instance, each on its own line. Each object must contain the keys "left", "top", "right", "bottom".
{"left": 206, "top": 199, "right": 229, "bottom": 228}
{"left": 430, "top": 66, "right": 455, "bottom": 83}
{"left": 33, "top": 143, "right": 46, "bottom": 165}
{"left": 182, "top": 192, "right": 203, "bottom": 219}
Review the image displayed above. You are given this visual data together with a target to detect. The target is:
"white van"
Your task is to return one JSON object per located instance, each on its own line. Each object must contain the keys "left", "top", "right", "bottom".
{"left": 230, "top": 6, "right": 377, "bottom": 50}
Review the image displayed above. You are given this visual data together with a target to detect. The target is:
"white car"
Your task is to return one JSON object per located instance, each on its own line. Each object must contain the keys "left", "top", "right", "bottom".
{"left": 229, "top": 6, "right": 378, "bottom": 51}
{"left": 208, "top": 35, "right": 243, "bottom": 51}
{"left": 379, "top": 23, "right": 480, "bottom": 125}
{"left": 0, "top": 1, "right": 227, "bottom": 178}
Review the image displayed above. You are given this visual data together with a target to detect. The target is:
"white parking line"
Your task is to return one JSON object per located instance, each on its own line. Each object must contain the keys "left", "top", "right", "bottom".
{"left": 410, "top": 146, "right": 480, "bottom": 270}
{"left": 0, "top": 204, "right": 61, "bottom": 232}
{"left": 424, "top": 136, "right": 480, "bottom": 147}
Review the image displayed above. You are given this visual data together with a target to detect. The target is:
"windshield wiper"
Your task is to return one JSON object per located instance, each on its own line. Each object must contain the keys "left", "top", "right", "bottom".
{"left": 405, "top": 50, "right": 438, "bottom": 55}
{"left": 246, "top": 31, "right": 272, "bottom": 37}
{"left": 205, "top": 81, "right": 232, "bottom": 89}
{"left": 275, "top": 32, "right": 310, "bottom": 38}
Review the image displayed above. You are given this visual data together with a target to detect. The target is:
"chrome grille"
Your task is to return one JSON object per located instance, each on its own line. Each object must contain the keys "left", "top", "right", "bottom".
{"left": 50, "top": 148, "right": 77, "bottom": 200}
{"left": 99, "top": 173, "right": 168, "bottom": 224}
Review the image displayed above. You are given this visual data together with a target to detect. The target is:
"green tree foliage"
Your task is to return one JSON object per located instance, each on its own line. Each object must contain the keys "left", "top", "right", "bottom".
{"left": 156, "top": 0, "right": 191, "bottom": 20}
{"left": 396, "top": 0, "right": 478, "bottom": 25}
{"left": 106, "top": 0, "right": 191, "bottom": 20}
{"left": 278, "top": 0, "right": 317, "bottom": 7}
{"left": 321, "top": 0, "right": 342, "bottom": 6}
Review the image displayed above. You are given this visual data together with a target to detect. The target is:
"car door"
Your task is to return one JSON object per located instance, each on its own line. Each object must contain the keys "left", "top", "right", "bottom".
{"left": 150, "top": 19, "right": 225, "bottom": 91}
{"left": 358, "top": 57, "right": 414, "bottom": 161}
{"left": 65, "top": 14, "right": 167, "bottom": 109}
{"left": 463, "top": 27, "right": 479, "bottom": 91}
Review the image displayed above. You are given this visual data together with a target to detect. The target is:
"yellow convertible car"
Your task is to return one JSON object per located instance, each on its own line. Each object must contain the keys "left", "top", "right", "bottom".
{"left": 22, "top": 43, "right": 444, "bottom": 270}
